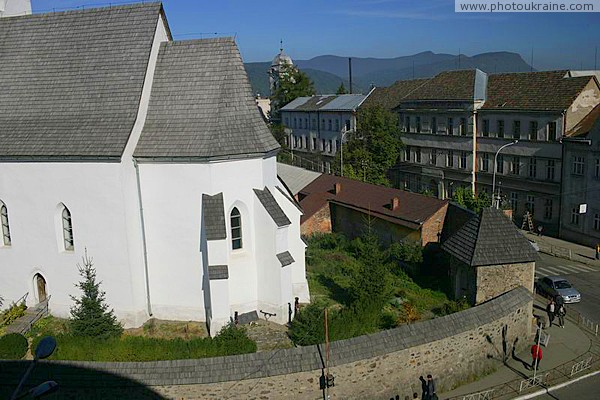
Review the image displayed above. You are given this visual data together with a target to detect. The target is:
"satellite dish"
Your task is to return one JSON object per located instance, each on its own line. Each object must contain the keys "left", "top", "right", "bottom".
{"left": 30, "top": 381, "right": 59, "bottom": 399}
{"left": 34, "top": 336, "right": 57, "bottom": 360}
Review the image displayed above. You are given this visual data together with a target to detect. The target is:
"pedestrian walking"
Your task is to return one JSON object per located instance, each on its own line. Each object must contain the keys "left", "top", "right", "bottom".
{"left": 426, "top": 375, "right": 437, "bottom": 400}
{"left": 557, "top": 303, "right": 566, "bottom": 328}
{"left": 419, "top": 376, "right": 427, "bottom": 400}
{"left": 531, "top": 343, "right": 543, "bottom": 370}
{"left": 596, "top": 243, "right": 600, "bottom": 260}
{"left": 546, "top": 299, "right": 556, "bottom": 328}
{"left": 537, "top": 225, "right": 543, "bottom": 236}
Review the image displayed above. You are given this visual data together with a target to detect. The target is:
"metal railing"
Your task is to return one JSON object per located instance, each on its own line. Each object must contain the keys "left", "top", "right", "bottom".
{"left": 461, "top": 388, "right": 495, "bottom": 400}
{"left": 536, "top": 242, "right": 573, "bottom": 260}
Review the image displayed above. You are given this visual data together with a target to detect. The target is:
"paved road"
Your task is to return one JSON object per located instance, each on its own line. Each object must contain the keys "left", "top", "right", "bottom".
{"left": 536, "top": 253, "right": 600, "bottom": 322}
{"left": 532, "top": 372, "right": 600, "bottom": 399}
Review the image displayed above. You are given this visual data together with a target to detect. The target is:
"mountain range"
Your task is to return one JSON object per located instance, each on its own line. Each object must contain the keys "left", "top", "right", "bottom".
{"left": 245, "top": 51, "right": 534, "bottom": 96}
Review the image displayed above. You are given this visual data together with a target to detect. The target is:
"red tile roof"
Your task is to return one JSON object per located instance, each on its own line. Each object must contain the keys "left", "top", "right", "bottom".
{"left": 299, "top": 175, "right": 448, "bottom": 229}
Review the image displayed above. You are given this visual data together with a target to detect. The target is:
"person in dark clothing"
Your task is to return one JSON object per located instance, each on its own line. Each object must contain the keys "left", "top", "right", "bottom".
{"left": 546, "top": 299, "right": 556, "bottom": 328}
{"left": 426, "top": 375, "right": 437, "bottom": 400}
{"left": 557, "top": 303, "right": 566, "bottom": 328}
{"left": 419, "top": 376, "right": 428, "bottom": 400}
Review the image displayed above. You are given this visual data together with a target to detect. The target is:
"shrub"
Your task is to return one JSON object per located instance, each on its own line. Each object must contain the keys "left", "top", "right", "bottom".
{"left": 0, "top": 333, "right": 28, "bottom": 359}
{"left": 1, "top": 302, "right": 27, "bottom": 327}
{"left": 435, "top": 298, "right": 471, "bottom": 316}
{"left": 70, "top": 251, "right": 123, "bottom": 339}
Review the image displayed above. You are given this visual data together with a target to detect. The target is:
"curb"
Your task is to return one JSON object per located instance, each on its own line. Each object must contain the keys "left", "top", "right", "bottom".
{"left": 511, "top": 369, "right": 600, "bottom": 400}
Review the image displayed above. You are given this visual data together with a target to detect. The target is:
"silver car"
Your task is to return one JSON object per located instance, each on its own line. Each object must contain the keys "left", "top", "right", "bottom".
{"left": 536, "top": 276, "right": 581, "bottom": 303}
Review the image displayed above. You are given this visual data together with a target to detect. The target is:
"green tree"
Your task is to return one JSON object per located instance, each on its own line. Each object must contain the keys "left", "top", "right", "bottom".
{"left": 336, "top": 82, "right": 348, "bottom": 94}
{"left": 336, "top": 106, "right": 401, "bottom": 186}
{"left": 451, "top": 187, "right": 491, "bottom": 214}
{"left": 270, "top": 62, "right": 315, "bottom": 121}
{"left": 70, "top": 251, "right": 123, "bottom": 339}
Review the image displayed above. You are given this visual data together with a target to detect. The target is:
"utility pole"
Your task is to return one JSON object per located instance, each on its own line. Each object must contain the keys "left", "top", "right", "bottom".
{"left": 324, "top": 308, "right": 330, "bottom": 400}
{"left": 348, "top": 58, "right": 353, "bottom": 94}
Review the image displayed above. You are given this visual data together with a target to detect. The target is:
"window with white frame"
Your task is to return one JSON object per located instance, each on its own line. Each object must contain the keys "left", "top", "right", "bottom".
{"left": 1, "top": 201, "right": 11, "bottom": 246}
{"left": 230, "top": 207, "right": 242, "bottom": 250}
{"left": 572, "top": 156, "right": 585, "bottom": 175}
{"left": 415, "top": 147, "right": 421, "bottom": 163}
{"left": 482, "top": 119, "right": 489, "bottom": 137}
{"left": 529, "top": 158, "right": 537, "bottom": 178}
{"left": 544, "top": 199, "right": 553, "bottom": 220}
{"left": 430, "top": 148, "right": 437, "bottom": 165}
{"left": 404, "top": 146, "right": 411, "bottom": 162}
{"left": 335, "top": 119, "right": 340, "bottom": 132}
{"left": 497, "top": 120, "right": 505, "bottom": 138}
{"left": 481, "top": 153, "right": 489, "bottom": 172}
{"left": 62, "top": 205, "right": 74, "bottom": 250}
{"left": 405, "top": 116, "right": 411, "bottom": 132}
{"left": 547, "top": 159, "right": 555, "bottom": 180}
{"left": 513, "top": 120, "right": 521, "bottom": 139}
{"left": 460, "top": 151, "right": 467, "bottom": 169}
{"left": 529, "top": 121, "right": 538, "bottom": 141}
{"left": 594, "top": 213, "right": 600, "bottom": 231}
{"left": 416, "top": 117, "right": 421, "bottom": 133}
{"left": 447, "top": 117, "right": 454, "bottom": 135}
{"left": 431, "top": 117, "right": 437, "bottom": 134}
{"left": 460, "top": 118, "right": 467, "bottom": 136}
{"left": 526, "top": 195, "right": 535, "bottom": 216}
{"left": 510, "top": 156, "right": 520, "bottom": 175}
{"left": 447, "top": 150, "right": 454, "bottom": 167}
{"left": 547, "top": 121, "right": 557, "bottom": 141}
{"left": 570, "top": 206, "right": 580, "bottom": 225}
{"left": 497, "top": 154, "right": 504, "bottom": 174}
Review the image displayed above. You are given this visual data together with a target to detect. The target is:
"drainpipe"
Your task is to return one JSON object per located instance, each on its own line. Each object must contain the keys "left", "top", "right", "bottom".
{"left": 472, "top": 109, "right": 478, "bottom": 194}
{"left": 557, "top": 111, "right": 566, "bottom": 239}
{"left": 133, "top": 158, "right": 153, "bottom": 316}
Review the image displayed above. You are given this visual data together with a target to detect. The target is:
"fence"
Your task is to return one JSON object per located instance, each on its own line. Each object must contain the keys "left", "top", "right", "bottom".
{"left": 536, "top": 242, "right": 572, "bottom": 260}
{"left": 571, "top": 309, "right": 600, "bottom": 336}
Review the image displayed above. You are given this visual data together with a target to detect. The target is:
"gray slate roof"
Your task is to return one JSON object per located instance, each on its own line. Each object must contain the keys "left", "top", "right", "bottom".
{"left": 134, "top": 38, "right": 280, "bottom": 160}
{"left": 253, "top": 187, "right": 291, "bottom": 227}
{"left": 277, "top": 162, "right": 321, "bottom": 196}
{"left": 442, "top": 208, "right": 538, "bottom": 267}
{"left": 202, "top": 193, "right": 226, "bottom": 240}
{"left": 276, "top": 251, "right": 295, "bottom": 267}
{"left": 0, "top": 3, "right": 163, "bottom": 160}
{"left": 208, "top": 265, "right": 228, "bottom": 280}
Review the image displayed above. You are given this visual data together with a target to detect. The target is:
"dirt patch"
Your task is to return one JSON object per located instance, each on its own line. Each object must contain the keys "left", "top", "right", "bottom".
{"left": 124, "top": 319, "right": 209, "bottom": 340}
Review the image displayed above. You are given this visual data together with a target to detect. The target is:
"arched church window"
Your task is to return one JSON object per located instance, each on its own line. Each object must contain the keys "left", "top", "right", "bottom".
{"left": 62, "top": 205, "right": 74, "bottom": 250}
{"left": 0, "top": 200, "right": 11, "bottom": 246}
{"left": 231, "top": 208, "right": 242, "bottom": 250}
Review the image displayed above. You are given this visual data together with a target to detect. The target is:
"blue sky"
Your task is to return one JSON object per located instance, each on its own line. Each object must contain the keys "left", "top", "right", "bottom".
{"left": 32, "top": 0, "right": 600, "bottom": 70}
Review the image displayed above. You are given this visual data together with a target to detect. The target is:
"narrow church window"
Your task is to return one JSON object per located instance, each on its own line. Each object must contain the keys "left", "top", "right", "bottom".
{"left": 231, "top": 208, "right": 242, "bottom": 250}
{"left": 62, "top": 206, "right": 74, "bottom": 250}
{"left": 1, "top": 201, "right": 11, "bottom": 246}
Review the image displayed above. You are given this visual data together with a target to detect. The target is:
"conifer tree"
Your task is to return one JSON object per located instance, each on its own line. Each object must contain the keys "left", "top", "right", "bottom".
{"left": 70, "top": 250, "right": 123, "bottom": 339}
{"left": 336, "top": 82, "right": 348, "bottom": 94}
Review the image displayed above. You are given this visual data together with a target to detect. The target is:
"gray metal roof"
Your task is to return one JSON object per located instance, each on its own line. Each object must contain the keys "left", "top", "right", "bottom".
{"left": 253, "top": 187, "right": 291, "bottom": 227}
{"left": 134, "top": 37, "right": 280, "bottom": 160}
{"left": 281, "top": 94, "right": 367, "bottom": 112}
{"left": 0, "top": 3, "right": 163, "bottom": 160}
{"left": 202, "top": 193, "right": 226, "bottom": 240}
{"left": 276, "top": 251, "right": 295, "bottom": 267}
{"left": 442, "top": 208, "right": 538, "bottom": 267}
{"left": 277, "top": 163, "right": 321, "bottom": 196}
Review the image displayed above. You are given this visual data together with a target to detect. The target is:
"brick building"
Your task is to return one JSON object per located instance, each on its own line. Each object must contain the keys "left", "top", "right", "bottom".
{"left": 298, "top": 175, "right": 449, "bottom": 246}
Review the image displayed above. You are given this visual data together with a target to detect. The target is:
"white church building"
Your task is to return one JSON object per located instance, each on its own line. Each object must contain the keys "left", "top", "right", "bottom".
{"left": 0, "top": 1, "right": 309, "bottom": 334}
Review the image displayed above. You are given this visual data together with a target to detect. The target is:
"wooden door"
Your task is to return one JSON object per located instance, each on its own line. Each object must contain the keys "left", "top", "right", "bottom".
{"left": 36, "top": 274, "right": 47, "bottom": 302}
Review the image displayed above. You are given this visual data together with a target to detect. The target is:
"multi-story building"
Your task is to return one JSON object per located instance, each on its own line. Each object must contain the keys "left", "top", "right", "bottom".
{"left": 392, "top": 69, "right": 600, "bottom": 237}
{"left": 279, "top": 94, "right": 369, "bottom": 172}
{"left": 560, "top": 104, "right": 600, "bottom": 246}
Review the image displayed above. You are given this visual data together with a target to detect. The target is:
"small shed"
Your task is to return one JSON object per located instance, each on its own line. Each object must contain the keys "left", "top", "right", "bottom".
{"left": 442, "top": 208, "right": 538, "bottom": 304}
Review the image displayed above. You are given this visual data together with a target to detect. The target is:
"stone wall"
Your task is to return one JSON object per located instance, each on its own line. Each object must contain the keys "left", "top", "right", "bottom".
{"left": 476, "top": 262, "right": 535, "bottom": 304}
{"left": 0, "top": 287, "right": 533, "bottom": 399}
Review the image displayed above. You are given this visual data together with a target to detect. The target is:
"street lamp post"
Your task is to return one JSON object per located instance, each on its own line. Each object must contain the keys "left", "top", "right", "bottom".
{"left": 340, "top": 127, "right": 349, "bottom": 177}
{"left": 492, "top": 140, "right": 518, "bottom": 209}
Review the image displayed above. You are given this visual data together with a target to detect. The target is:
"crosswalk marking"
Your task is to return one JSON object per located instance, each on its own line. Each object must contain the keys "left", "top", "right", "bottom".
{"left": 535, "top": 263, "right": 598, "bottom": 279}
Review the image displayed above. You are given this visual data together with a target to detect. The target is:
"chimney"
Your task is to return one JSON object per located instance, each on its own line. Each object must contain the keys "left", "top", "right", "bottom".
{"left": 334, "top": 183, "right": 342, "bottom": 195}
{"left": 391, "top": 197, "right": 400, "bottom": 211}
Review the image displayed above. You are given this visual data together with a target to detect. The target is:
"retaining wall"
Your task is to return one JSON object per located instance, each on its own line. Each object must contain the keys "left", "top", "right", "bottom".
{"left": 0, "top": 287, "right": 533, "bottom": 399}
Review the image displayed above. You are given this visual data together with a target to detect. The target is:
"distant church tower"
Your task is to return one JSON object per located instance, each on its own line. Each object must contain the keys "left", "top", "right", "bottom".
{"left": 268, "top": 41, "right": 293, "bottom": 98}
{"left": 0, "top": 0, "right": 31, "bottom": 17}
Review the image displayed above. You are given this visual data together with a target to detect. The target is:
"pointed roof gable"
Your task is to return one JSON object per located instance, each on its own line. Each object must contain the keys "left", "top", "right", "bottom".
{"left": 134, "top": 37, "right": 280, "bottom": 160}
{"left": 0, "top": 3, "right": 164, "bottom": 160}
{"left": 442, "top": 208, "right": 537, "bottom": 267}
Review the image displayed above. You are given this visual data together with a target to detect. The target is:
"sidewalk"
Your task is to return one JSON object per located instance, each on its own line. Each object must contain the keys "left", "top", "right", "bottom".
{"left": 440, "top": 296, "right": 597, "bottom": 400}
{"left": 520, "top": 230, "right": 600, "bottom": 268}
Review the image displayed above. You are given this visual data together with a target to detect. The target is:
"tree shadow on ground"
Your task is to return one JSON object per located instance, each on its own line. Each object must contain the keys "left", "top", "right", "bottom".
{"left": 317, "top": 275, "right": 353, "bottom": 306}
{"left": 0, "top": 360, "right": 166, "bottom": 399}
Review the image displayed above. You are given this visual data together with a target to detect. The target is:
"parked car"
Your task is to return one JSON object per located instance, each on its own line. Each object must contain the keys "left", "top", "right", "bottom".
{"left": 535, "top": 276, "right": 581, "bottom": 303}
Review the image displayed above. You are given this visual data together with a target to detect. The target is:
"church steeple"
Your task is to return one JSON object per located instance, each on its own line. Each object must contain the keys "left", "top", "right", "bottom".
{"left": 268, "top": 41, "right": 293, "bottom": 98}
{"left": 0, "top": 0, "right": 32, "bottom": 17}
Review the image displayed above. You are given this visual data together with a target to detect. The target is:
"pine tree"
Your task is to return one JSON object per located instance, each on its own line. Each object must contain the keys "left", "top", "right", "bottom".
{"left": 336, "top": 82, "right": 348, "bottom": 94}
{"left": 70, "top": 250, "right": 123, "bottom": 339}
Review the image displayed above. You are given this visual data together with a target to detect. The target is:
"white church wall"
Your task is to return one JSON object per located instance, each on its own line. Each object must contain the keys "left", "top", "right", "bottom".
{"left": 0, "top": 162, "right": 141, "bottom": 324}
